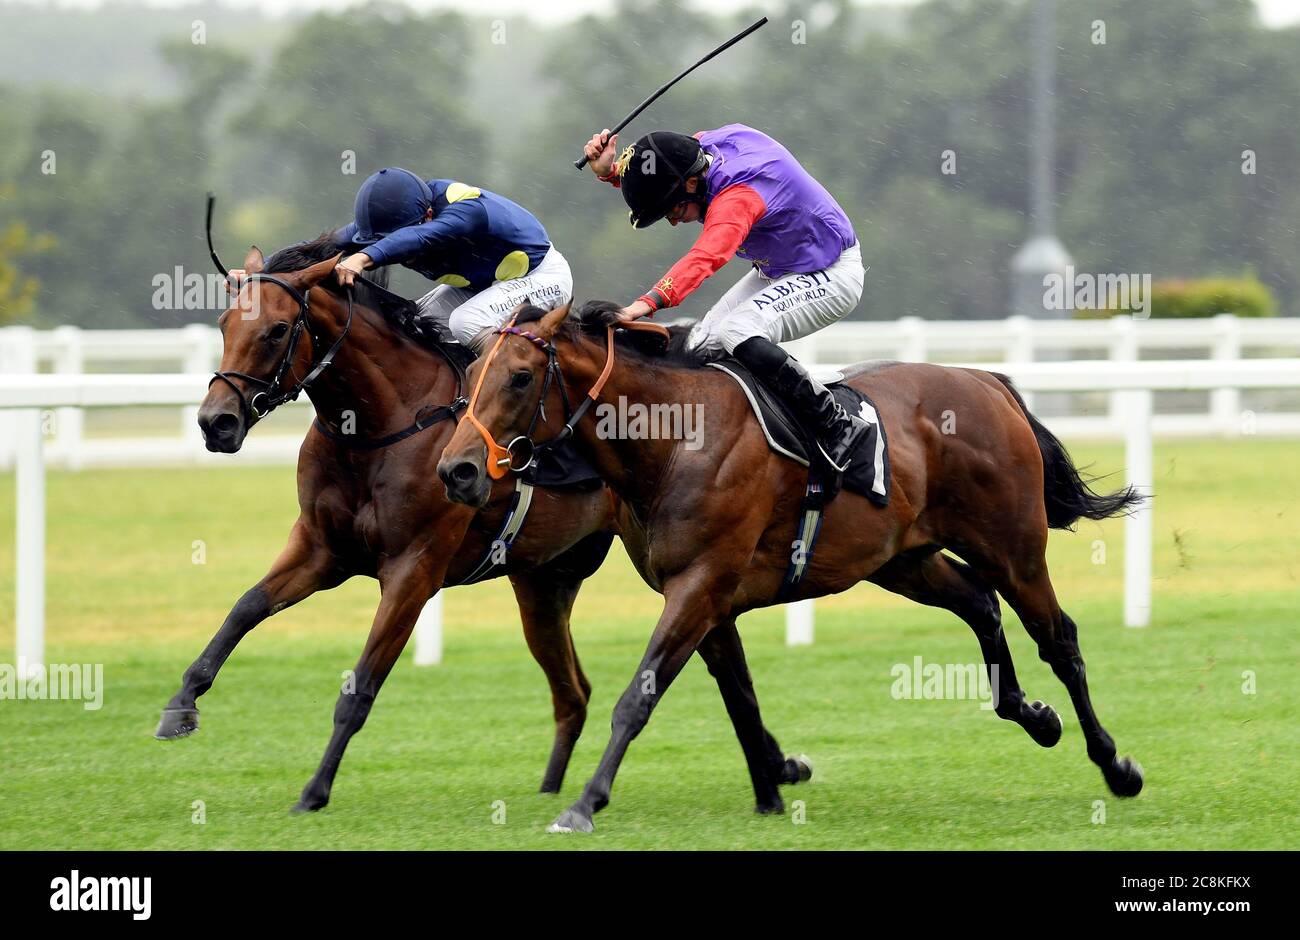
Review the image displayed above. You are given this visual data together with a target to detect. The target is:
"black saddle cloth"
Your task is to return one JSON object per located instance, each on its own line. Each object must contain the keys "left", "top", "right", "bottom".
{"left": 707, "top": 360, "right": 890, "bottom": 506}
{"left": 523, "top": 439, "right": 602, "bottom": 489}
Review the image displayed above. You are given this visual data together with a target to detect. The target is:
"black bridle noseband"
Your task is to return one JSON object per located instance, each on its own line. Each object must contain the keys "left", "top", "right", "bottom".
{"left": 209, "top": 272, "right": 354, "bottom": 422}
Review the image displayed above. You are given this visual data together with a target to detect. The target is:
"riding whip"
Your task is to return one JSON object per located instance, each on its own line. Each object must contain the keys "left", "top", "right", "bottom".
{"left": 573, "top": 16, "right": 769, "bottom": 169}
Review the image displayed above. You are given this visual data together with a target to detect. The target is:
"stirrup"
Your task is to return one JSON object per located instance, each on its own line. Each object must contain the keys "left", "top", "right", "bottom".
{"left": 815, "top": 411, "right": 871, "bottom": 475}
{"left": 815, "top": 440, "right": 852, "bottom": 475}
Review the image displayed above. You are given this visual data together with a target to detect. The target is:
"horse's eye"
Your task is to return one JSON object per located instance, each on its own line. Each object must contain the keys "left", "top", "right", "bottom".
{"left": 268, "top": 322, "right": 290, "bottom": 342}
{"left": 509, "top": 371, "right": 533, "bottom": 390}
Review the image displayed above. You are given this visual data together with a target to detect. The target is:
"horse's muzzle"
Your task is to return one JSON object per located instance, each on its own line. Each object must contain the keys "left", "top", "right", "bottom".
{"left": 437, "top": 455, "right": 491, "bottom": 508}
{"left": 197, "top": 408, "right": 245, "bottom": 453}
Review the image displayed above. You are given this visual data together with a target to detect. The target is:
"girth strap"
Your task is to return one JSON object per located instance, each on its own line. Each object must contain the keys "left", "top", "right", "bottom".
{"left": 455, "top": 478, "right": 537, "bottom": 585}
{"left": 776, "top": 479, "right": 827, "bottom": 602}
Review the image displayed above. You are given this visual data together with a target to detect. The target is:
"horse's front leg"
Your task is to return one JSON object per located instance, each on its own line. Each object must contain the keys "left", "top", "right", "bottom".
{"left": 292, "top": 554, "right": 443, "bottom": 813}
{"left": 549, "top": 567, "right": 737, "bottom": 833}
{"left": 156, "top": 522, "right": 343, "bottom": 739}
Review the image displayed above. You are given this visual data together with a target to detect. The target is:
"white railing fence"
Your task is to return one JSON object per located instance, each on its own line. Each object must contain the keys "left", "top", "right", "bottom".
{"left": 0, "top": 373, "right": 434, "bottom": 675}
{"left": 4, "top": 359, "right": 1300, "bottom": 674}
{"left": 2, "top": 315, "right": 1300, "bottom": 471}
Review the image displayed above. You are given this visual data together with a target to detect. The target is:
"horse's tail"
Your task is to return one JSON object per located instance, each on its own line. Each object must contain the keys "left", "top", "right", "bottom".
{"left": 991, "top": 373, "right": 1145, "bottom": 530}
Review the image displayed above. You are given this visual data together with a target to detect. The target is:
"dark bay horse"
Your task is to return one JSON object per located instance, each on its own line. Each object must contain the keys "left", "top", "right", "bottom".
{"left": 437, "top": 301, "right": 1146, "bottom": 833}
{"left": 157, "top": 243, "right": 809, "bottom": 813}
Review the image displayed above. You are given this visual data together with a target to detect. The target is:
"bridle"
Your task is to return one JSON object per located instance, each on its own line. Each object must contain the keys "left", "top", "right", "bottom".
{"left": 209, "top": 272, "right": 355, "bottom": 422}
{"left": 461, "top": 312, "right": 612, "bottom": 479}
{"left": 204, "top": 193, "right": 356, "bottom": 422}
{"left": 463, "top": 312, "right": 668, "bottom": 480}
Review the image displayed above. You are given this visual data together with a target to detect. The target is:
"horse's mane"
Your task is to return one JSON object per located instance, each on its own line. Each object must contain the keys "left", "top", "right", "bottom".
{"left": 261, "top": 231, "right": 450, "bottom": 348}
{"left": 512, "top": 300, "right": 715, "bottom": 369}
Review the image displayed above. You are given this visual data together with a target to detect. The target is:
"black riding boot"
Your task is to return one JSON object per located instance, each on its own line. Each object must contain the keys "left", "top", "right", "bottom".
{"left": 733, "top": 336, "right": 871, "bottom": 476}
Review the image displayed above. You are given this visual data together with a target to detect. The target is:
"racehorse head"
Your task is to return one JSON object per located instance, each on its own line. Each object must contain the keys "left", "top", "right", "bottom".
{"left": 198, "top": 245, "right": 341, "bottom": 452}
{"left": 437, "top": 301, "right": 577, "bottom": 507}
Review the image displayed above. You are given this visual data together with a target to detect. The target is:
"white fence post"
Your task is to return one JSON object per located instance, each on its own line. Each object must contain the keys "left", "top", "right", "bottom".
{"left": 1108, "top": 316, "right": 1137, "bottom": 432}
{"left": 785, "top": 598, "right": 814, "bottom": 646}
{"left": 413, "top": 594, "right": 443, "bottom": 665}
{"left": 52, "top": 325, "right": 85, "bottom": 470}
{"left": 1211, "top": 313, "right": 1241, "bottom": 435}
{"left": 1122, "top": 389, "right": 1153, "bottom": 628}
{"left": 1005, "top": 315, "right": 1035, "bottom": 409}
{"left": 0, "top": 326, "right": 37, "bottom": 471}
{"left": 898, "top": 316, "right": 927, "bottom": 362}
{"left": 16, "top": 408, "right": 46, "bottom": 673}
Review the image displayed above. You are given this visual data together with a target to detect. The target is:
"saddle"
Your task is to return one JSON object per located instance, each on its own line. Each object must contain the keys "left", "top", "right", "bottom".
{"left": 707, "top": 359, "right": 890, "bottom": 507}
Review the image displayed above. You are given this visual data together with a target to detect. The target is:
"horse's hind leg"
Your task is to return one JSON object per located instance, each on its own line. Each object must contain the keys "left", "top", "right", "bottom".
{"left": 696, "top": 618, "right": 813, "bottom": 815}
{"left": 511, "top": 573, "right": 590, "bottom": 793}
{"left": 993, "top": 562, "right": 1144, "bottom": 797}
{"left": 514, "top": 530, "right": 617, "bottom": 792}
{"left": 156, "top": 522, "right": 343, "bottom": 739}
{"left": 869, "top": 549, "right": 1062, "bottom": 747}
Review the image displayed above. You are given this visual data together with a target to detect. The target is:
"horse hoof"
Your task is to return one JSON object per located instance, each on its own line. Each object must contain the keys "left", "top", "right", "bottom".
{"left": 1105, "top": 756, "right": 1145, "bottom": 798}
{"left": 547, "top": 807, "right": 594, "bottom": 833}
{"left": 291, "top": 792, "right": 330, "bottom": 814}
{"left": 792, "top": 754, "right": 814, "bottom": 783}
{"left": 755, "top": 798, "right": 785, "bottom": 815}
{"left": 154, "top": 707, "right": 199, "bottom": 739}
{"left": 1024, "top": 701, "right": 1063, "bottom": 749}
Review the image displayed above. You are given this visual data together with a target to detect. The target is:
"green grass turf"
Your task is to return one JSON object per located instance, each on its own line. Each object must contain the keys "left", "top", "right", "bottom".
{"left": 0, "top": 438, "right": 1295, "bottom": 850}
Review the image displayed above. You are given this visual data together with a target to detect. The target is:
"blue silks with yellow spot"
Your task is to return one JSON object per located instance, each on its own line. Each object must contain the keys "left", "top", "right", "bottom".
{"left": 340, "top": 179, "right": 551, "bottom": 291}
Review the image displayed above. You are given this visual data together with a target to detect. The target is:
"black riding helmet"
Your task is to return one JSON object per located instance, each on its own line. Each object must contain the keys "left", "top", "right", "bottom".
{"left": 617, "top": 131, "right": 710, "bottom": 228}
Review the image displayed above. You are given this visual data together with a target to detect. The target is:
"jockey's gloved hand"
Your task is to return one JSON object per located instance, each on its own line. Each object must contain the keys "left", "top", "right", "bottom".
{"left": 335, "top": 253, "right": 371, "bottom": 287}
{"left": 617, "top": 299, "right": 653, "bottom": 322}
{"left": 584, "top": 129, "right": 619, "bottom": 177}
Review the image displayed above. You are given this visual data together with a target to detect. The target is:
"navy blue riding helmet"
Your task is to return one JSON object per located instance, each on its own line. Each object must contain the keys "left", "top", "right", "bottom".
{"left": 351, "top": 167, "right": 433, "bottom": 244}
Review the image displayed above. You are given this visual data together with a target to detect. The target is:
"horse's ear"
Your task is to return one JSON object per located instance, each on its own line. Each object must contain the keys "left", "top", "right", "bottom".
{"left": 294, "top": 253, "right": 342, "bottom": 289}
{"left": 243, "top": 246, "right": 264, "bottom": 275}
{"left": 536, "top": 302, "right": 573, "bottom": 339}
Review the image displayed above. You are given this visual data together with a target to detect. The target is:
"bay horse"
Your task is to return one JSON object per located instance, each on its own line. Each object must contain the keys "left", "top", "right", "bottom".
{"left": 157, "top": 240, "right": 810, "bottom": 813}
{"left": 436, "top": 300, "right": 1146, "bottom": 833}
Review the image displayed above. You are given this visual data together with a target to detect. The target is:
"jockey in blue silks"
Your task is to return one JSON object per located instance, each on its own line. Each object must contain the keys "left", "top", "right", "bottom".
{"left": 334, "top": 167, "right": 572, "bottom": 351}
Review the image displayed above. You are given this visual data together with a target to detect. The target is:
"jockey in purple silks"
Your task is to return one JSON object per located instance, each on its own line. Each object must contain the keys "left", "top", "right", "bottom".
{"left": 583, "top": 123, "right": 871, "bottom": 475}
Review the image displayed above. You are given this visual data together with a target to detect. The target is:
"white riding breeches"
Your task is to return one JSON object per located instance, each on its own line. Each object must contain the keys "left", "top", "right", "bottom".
{"left": 416, "top": 246, "right": 574, "bottom": 347}
{"left": 685, "top": 243, "right": 865, "bottom": 356}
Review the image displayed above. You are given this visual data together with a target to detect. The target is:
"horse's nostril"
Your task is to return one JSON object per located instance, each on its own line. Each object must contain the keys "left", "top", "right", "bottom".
{"left": 211, "top": 413, "right": 239, "bottom": 434}
{"left": 451, "top": 461, "right": 479, "bottom": 486}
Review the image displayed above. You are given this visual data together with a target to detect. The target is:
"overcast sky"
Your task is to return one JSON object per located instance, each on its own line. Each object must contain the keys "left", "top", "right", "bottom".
{"left": 8, "top": 0, "right": 1300, "bottom": 28}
